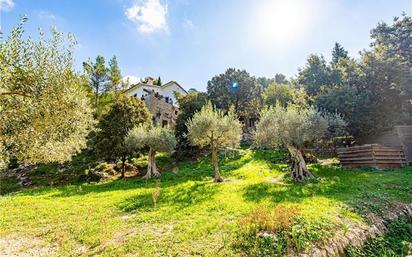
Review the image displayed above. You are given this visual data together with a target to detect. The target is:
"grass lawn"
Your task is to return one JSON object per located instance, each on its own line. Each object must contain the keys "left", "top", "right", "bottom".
{"left": 1, "top": 149, "right": 411, "bottom": 256}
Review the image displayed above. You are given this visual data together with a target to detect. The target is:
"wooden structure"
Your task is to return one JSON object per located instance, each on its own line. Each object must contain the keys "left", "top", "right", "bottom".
{"left": 362, "top": 125, "right": 412, "bottom": 164}
{"left": 337, "top": 144, "right": 406, "bottom": 169}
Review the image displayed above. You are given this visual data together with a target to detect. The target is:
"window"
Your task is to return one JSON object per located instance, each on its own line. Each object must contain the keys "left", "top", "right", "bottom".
{"left": 162, "top": 120, "right": 168, "bottom": 128}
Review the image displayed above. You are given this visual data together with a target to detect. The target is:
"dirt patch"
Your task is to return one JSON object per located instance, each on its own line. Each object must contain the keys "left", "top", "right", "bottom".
{"left": 0, "top": 234, "right": 58, "bottom": 257}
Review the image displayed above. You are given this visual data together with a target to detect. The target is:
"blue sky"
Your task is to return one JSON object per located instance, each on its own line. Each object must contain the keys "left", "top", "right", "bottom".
{"left": 1, "top": 0, "right": 411, "bottom": 91}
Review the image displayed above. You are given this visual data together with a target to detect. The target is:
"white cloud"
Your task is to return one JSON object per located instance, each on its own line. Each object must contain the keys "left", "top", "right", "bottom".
{"left": 36, "top": 10, "right": 56, "bottom": 20}
{"left": 0, "top": 0, "right": 14, "bottom": 11}
{"left": 125, "top": 0, "right": 168, "bottom": 34}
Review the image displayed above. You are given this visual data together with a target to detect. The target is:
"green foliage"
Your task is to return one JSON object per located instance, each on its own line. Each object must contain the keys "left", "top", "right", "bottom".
{"left": 107, "top": 55, "right": 121, "bottom": 92}
{"left": 126, "top": 126, "right": 176, "bottom": 154}
{"left": 305, "top": 15, "right": 412, "bottom": 140}
{"left": 331, "top": 42, "right": 349, "bottom": 64}
{"left": 255, "top": 105, "right": 346, "bottom": 149}
{"left": 346, "top": 216, "right": 412, "bottom": 257}
{"left": 0, "top": 18, "right": 94, "bottom": 168}
{"left": 371, "top": 14, "right": 412, "bottom": 66}
{"left": 187, "top": 102, "right": 242, "bottom": 149}
{"left": 95, "top": 95, "right": 151, "bottom": 163}
{"left": 174, "top": 91, "right": 208, "bottom": 159}
{"left": 83, "top": 55, "right": 108, "bottom": 106}
{"left": 295, "top": 54, "right": 331, "bottom": 96}
{"left": 262, "top": 82, "right": 295, "bottom": 107}
{"left": 207, "top": 68, "right": 262, "bottom": 118}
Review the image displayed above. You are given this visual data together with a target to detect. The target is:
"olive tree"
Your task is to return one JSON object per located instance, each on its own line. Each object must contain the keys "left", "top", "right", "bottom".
{"left": 255, "top": 104, "right": 346, "bottom": 182}
{"left": 187, "top": 103, "right": 242, "bottom": 182}
{"left": 0, "top": 18, "right": 94, "bottom": 169}
{"left": 126, "top": 126, "right": 176, "bottom": 179}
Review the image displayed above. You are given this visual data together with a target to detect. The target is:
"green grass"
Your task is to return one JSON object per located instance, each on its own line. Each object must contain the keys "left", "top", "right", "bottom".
{"left": 0, "top": 149, "right": 411, "bottom": 256}
{"left": 346, "top": 216, "right": 412, "bottom": 257}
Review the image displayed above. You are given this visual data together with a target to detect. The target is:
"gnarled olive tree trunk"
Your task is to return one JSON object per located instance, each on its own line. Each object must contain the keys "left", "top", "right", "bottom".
{"left": 211, "top": 145, "right": 223, "bottom": 182}
{"left": 286, "top": 144, "right": 314, "bottom": 182}
{"left": 143, "top": 148, "right": 161, "bottom": 179}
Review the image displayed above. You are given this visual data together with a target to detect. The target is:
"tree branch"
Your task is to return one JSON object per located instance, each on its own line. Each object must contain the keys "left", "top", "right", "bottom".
{"left": 0, "top": 92, "right": 31, "bottom": 97}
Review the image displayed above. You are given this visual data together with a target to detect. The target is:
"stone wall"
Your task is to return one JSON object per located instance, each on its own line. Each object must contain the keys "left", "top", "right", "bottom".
{"left": 297, "top": 203, "right": 412, "bottom": 257}
{"left": 143, "top": 93, "right": 179, "bottom": 128}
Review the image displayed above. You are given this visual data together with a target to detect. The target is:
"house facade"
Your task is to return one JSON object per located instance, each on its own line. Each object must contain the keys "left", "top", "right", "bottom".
{"left": 125, "top": 77, "right": 188, "bottom": 127}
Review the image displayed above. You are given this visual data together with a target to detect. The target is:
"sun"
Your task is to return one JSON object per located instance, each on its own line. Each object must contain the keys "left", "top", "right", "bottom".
{"left": 252, "top": 0, "right": 315, "bottom": 48}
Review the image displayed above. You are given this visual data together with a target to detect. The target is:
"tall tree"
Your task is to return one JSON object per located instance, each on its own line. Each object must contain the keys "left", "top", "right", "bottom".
{"left": 207, "top": 68, "right": 262, "bottom": 119}
{"left": 331, "top": 42, "right": 349, "bottom": 64}
{"left": 126, "top": 126, "right": 176, "bottom": 178}
{"left": 108, "top": 56, "right": 121, "bottom": 93}
{"left": 175, "top": 91, "right": 208, "bottom": 160}
{"left": 0, "top": 18, "right": 94, "bottom": 169}
{"left": 295, "top": 55, "right": 331, "bottom": 96}
{"left": 187, "top": 103, "right": 242, "bottom": 182}
{"left": 83, "top": 55, "right": 108, "bottom": 106}
{"left": 255, "top": 105, "right": 346, "bottom": 182}
{"left": 95, "top": 95, "right": 151, "bottom": 178}
{"left": 371, "top": 14, "right": 412, "bottom": 67}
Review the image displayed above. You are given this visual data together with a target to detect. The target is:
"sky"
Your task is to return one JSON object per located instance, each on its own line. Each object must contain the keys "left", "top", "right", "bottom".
{"left": 0, "top": 0, "right": 411, "bottom": 91}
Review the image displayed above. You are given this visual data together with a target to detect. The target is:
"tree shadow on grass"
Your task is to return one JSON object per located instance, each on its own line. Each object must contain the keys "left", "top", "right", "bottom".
{"left": 118, "top": 180, "right": 220, "bottom": 212}
{"left": 17, "top": 151, "right": 251, "bottom": 199}
{"left": 242, "top": 164, "right": 412, "bottom": 214}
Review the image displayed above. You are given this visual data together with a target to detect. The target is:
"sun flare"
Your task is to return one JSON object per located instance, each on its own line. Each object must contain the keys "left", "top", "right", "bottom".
{"left": 253, "top": 0, "right": 315, "bottom": 48}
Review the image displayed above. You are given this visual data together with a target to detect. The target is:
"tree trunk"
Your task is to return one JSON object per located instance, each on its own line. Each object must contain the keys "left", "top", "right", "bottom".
{"left": 121, "top": 157, "right": 126, "bottom": 178}
{"left": 211, "top": 146, "right": 223, "bottom": 182}
{"left": 286, "top": 144, "right": 314, "bottom": 182}
{"left": 151, "top": 149, "right": 160, "bottom": 177}
{"left": 95, "top": 84, "right": 99, "bottom": 107}
{"left": 143, "top": 148, "right": 161, "bottom": 179}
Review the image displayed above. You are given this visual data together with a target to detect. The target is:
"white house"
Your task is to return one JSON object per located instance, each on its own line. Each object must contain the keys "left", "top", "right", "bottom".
{"left": 124, "top": 77, "right": 188, "bottom": 127}
{"left": 125, "top": 77, "right": 187, "bottom": 107}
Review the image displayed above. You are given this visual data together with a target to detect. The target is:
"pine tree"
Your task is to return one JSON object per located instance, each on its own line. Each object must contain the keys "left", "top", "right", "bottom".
{"left": 331, "top": 42, "right": 349, "bottom": 64}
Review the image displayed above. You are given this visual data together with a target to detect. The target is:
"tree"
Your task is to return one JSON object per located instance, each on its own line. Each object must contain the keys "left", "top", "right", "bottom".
{"left": 207, "top": 68, "right": 262, "bottom": 118}
{"left": 155, "top": 76, "right": 162, "bottom": 86}
{"left": 262, "top": 83, "right": 295, "bottom": 107}
{"left": 331, "top": 42, "right": 349, "bottom": 64}
{"left": 187, "top": 103, "right": 242, "bottom": 182}
{"left": 83, "top": 55, "right": 108, "bottom": 106}
{"left": 255, "top": 105, "right": 346, "bottom": 182}
{"left": 175, "top": 91, "right": 208, "bottom": 160}
{"left": 0, "top": 18, "right": 94, "bottom": 169}
{"left": 95, "top": 95, "right": 151, "bottom": 178}
{"left": 275, "top": 73, "right": 289, "bottom": 84}
{"left": 295, "top": 55, "right": 331, "bottom": 96}
{"left": 371, "top": 14, "right": 412, "bottom": 67}
{"left": 126, "top": 126, "right": 176, "bottom": 179}
{"left": 107, "top": 56, "right": 121, "bottom": 93}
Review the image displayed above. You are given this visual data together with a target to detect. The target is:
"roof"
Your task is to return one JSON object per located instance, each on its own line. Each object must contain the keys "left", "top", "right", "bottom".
{"left": 124, "top": 80, "right": 188, "bottom": 95}
{"left": 162, "top": 81, "right": 188, "bottom": 94}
